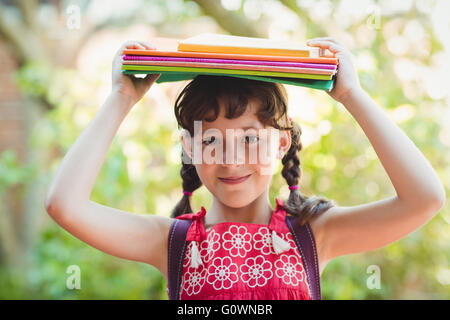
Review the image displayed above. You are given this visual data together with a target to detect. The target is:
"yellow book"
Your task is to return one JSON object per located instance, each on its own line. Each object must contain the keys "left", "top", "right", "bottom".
{"left": 177, "top": 33, "right": 323, "bottom": 58}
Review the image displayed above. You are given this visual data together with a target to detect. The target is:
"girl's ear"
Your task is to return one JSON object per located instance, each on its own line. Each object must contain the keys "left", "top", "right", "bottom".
{"left": 180, "top": 129, "right": 193, "bottom": 160}
{"left": 278, "top": 129, "right": 291, "bottom": 159}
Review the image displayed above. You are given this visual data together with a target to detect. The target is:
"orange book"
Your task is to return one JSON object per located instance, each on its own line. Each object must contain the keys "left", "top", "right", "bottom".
{"left": 178, "top": 33, "right": 323, "bottom": 58}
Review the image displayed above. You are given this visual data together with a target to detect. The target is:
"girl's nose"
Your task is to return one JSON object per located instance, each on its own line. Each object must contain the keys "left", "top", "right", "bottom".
{"left": 222, "top": 140, "right": 245, "bottom": 166}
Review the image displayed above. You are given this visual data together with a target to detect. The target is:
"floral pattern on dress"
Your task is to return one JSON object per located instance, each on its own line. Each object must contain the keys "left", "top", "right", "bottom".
{"left": 200, "top": 229, "right": 221, "bottom": 263}
{"left": 178, "top": 199, "right": 313, "bottom": 300}
{"left": 274, "top": 254, "right": 306, "bottom": 286}
{"left": 206, "top": 256, "right": 239, "bottom": 290}
{"left": 253, "top": 227, "right": 274, "bottom": 255}
{"left": 183, "top": 242, "right": 193, "bottom": 268}
{"left": 182, "top": 265, "right": 207, "bottom": 296}
{"left": 222, "top": 225, "right": 252, "bottom": 258}
{"left": 240, "top": 255, "right": 273, "bottom": 288}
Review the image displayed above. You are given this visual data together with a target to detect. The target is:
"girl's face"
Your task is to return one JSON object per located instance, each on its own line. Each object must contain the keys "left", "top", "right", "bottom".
{"left": 181, "top": 99, "right": 291, "bottom": 208}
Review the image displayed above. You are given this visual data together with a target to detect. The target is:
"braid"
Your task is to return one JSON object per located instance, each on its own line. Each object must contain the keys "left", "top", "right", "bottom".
{"left": 170, "top": 150, "right": 203, "bottom": 218}
{"left": 281, "top": 120, "right": 335, "bottom": 226}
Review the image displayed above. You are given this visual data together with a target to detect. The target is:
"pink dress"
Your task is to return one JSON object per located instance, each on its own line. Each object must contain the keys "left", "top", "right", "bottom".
{"left": 175, "top": 198, "right": 312, "bottom": 300}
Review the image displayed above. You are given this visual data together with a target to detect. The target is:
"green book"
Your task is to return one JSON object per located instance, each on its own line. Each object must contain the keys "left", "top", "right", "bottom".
{"left": 122, "top": 67, "right": 335, "bottom": 91}
{"left": 122, "top": 65, "right": 332, "bottom": 80}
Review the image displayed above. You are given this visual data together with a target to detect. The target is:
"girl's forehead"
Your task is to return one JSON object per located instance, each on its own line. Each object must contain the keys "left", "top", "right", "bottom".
{"left": 201, "top": 99, "right": 266, "bottom": 132}
{"left": 202, "top": 114, "right": 264, "bottom": 132}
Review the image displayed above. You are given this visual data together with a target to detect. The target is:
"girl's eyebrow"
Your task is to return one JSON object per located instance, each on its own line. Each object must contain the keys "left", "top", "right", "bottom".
{"left": 202, "top": 125, "right": 263, "bottom": 135}
{"left": 241, "top": 125, "right": 263, "bottom": 130}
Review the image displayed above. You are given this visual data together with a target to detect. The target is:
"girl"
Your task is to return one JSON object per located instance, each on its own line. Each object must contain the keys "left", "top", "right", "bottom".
{"left": 45, "top": 39, "right": 445, "bottom": 300}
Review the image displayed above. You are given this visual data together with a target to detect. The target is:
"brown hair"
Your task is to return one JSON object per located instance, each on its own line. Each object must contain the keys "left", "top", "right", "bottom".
{"left": 172, "top": 75, "right": 335, "bottom": 226}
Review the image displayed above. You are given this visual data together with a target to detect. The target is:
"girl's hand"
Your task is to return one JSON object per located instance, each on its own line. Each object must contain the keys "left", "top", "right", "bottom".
{"left": 306, "top": 37, "right": 362, "bottom": 103}
{"left": 111, "top": 40, "right": 161, "bottom": 106}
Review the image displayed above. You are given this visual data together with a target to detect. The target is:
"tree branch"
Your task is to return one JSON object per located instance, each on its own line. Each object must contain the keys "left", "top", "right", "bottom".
{"left": 15, "top": 0, "right": 39, "bottom": 31}
{"left": 189, "top": 0, "right": 266, "bottom": 37}
{"left": 0, "top": 2, "right": 47, "bottom": 63}
{"left": 279, "top": 0, "right": 327, "bottom": 37}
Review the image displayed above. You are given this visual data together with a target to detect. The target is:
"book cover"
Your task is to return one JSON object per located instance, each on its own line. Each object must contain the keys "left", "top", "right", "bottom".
{"left": 177, "top": 33, "right": 323, "bottom": 57}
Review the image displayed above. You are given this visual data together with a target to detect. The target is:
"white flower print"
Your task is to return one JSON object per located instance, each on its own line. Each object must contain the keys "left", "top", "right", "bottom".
{"left": 253, "top": 227, "right": 274, "bottom": 255}
{"left": 285, "top": 232, "right": 297, "bottom": 251}
{"left": 200, "top": 229, "right": 221, "bottom": 262}
{"left": 206, "top": 256, "right": 239, "bottom": 290}
{"left": 182, "top": 265, "right": 207, "bottom": 296}
{"left": 183, "top": 242, "right": 193, "bottom": 268}
{"left": 285, "top": 232, "right": 304, "bottom": 259}
{"left": 240, "top": 255, "right": 273, "bottom": 288}
{"left": 274, "top": 254, "right": 305, "bottom": 286}
{"left": 222, "top": 225, "right": 252, "bottom": 258}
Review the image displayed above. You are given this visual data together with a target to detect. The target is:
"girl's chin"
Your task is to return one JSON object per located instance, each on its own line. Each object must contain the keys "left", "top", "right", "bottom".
{"left": 220, "top": 198, "right": 254, "bottom": 209}
{"left": 217, "top": 192, "right": 258, "bottom": 208}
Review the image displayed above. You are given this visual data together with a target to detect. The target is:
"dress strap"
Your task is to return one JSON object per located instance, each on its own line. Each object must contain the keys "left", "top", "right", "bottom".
{"left": 176, "top": 206, "right": 207, "bottom": 242}
{"left": 269, "top": 198, "right": 287, "bottom": 234}
{"left": 285, "top": 215, "right": 322, "bottom": 300}
{"left": 167, "top": 218, "right": 193, "bottom": 300}
{"left": 268, "top": 198, "right": 291, "bottom": 254}
{"left": 176, "top": 206, "right": 207, "bottom": 269}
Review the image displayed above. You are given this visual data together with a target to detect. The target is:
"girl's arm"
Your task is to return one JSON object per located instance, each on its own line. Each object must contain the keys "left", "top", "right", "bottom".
{"left": 306, "top": 38, "right": 446, "bottom": 262}
{"left": 45, "top": 41, "right": 172, "bottom": 277}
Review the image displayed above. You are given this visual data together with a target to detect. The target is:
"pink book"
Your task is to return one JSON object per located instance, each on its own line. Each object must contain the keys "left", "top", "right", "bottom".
{"left": 122, "top": 59, "right": 335, "bottom": 75}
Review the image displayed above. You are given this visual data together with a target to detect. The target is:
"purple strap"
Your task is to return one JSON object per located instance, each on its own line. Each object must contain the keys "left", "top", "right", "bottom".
{"left": 167, "top": 215, "right": 321, "bottom": 300}
{"left": 167, "top": 219, "right": 193, "bottom": 300}
{"left": 285, "top": 215, "right": 322, "bottom": 300}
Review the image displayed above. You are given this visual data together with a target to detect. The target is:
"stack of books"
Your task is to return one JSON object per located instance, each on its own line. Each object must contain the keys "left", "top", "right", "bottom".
{"left": 121, "top": 33, "right": 338, "bottom": 91}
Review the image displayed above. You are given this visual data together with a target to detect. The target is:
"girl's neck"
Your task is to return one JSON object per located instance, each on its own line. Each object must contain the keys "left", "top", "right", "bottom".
{"left": 204, "top": 191, "right": 274, "bottom": 229}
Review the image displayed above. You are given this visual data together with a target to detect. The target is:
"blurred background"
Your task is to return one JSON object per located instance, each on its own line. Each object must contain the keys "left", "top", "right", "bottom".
{"left": 0, "top": 0, "right": 449, "bottom": 299}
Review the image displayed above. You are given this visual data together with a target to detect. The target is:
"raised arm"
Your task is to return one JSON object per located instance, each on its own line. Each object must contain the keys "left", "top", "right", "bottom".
{"left": 306, "top": 38, "right": 446, "bottom": 264}
{"left": 44, "top": 41, "right": 172, "bottom": 278}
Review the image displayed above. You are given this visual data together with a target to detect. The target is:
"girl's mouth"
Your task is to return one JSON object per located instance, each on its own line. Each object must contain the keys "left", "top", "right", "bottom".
{"left": 218, "top": 174, "right": 252, "bottom": 185}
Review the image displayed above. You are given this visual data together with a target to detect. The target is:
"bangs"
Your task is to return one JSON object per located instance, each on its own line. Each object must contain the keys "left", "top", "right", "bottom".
{"left": 174, "top": 75, "right": 291, "bottom": 135}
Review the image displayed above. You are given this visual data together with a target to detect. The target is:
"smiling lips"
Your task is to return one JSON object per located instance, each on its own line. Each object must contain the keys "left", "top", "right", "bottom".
{"left": 218, "top": 174, "right": 252, "bottom": 184}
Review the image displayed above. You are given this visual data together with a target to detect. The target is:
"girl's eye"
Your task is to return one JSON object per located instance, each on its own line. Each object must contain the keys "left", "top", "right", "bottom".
{"left": 244, "top": 135, "right": 259, "bottom": 144}
{"left": 202, "top": 137, "right": 217, "bottom": 146}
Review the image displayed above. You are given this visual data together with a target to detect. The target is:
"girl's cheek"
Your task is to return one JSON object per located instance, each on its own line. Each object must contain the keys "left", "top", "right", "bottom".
{"left": 256, "top": 162, "right": 276, "bottom": 177}
{"left": 255, "top": 141, "right": 278, "bottom": 176}
{"left": 194, "top": 164, "right": 206, "bottom": 181}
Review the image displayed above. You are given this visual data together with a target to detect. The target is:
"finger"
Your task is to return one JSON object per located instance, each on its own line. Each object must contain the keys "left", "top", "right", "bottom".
{"left": 116, "top": 41, "right": 146, "bottom": 57}
{"left": 125, "top": 42, "right": 146, "bottom": 50}
{"left": 118, "top": 41, "right": 146, "bottom": 53}
{"left": 146, "top": 73, "right": 161, "bottom": 83}
{"left": 140, "top": 41, "right": 157, "bottom": 50}
{"left": 135, "top": 73, "right": 161, "bottom": 90}
{"left": 139, "top": 73, "right": 158, "bottom": 82}
{"left": 306, "top": 40, "right": 341, "bottom": 54}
